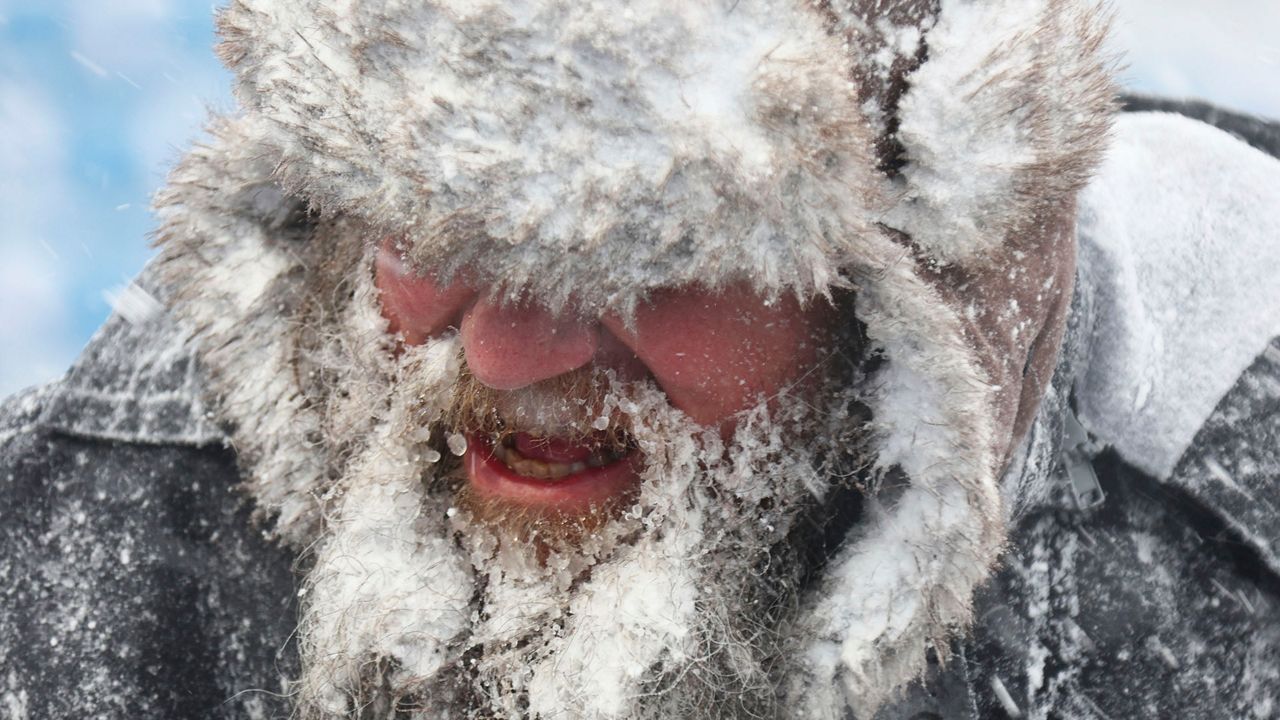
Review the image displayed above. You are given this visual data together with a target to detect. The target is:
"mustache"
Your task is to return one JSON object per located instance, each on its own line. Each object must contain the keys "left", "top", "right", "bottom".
{"left": 433, "top": 364, "right": 648, "bottom": 561}
{"left": 439, "top": 363, "right": 638, "bottom": 455}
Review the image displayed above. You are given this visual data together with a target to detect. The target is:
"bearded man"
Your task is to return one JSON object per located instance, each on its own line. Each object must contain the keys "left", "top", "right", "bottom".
{"left": 4, "top": 1, "right": 1280, "bottom": 718}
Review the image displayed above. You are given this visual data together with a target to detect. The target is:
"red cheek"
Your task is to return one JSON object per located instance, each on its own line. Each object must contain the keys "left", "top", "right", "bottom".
{"left": 374, "top": 242, "right": 476, "bottom": 345}
{"left": 602, "top": 286, "right": 833, "bottom": 428}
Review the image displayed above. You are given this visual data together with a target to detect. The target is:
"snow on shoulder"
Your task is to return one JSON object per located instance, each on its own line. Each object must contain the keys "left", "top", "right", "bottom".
{"left": 1076, "top": 111, "right": 1280, "bottom": 478}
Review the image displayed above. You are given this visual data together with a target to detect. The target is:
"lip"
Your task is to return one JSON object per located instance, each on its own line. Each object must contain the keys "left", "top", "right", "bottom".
{"left": 464, "top": 433, "right": 642, "bottom": 512}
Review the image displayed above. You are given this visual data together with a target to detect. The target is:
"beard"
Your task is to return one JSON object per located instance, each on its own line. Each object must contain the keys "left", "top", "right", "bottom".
{"left": 280, "top": 254, "right": 870, "bottom": 720}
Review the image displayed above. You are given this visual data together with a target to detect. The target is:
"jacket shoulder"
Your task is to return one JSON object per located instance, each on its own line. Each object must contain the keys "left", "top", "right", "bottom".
{"left": 967, "top": 333, "right": 1280, "bottom": 718}
{"left": 0, "top": 384, "right": 53, "bottom": 444}
{"left": 969, "top": 449, "right": 1280, "bottom": 719}
{"left": 27, "top": 267, "right": 226, "bottom": 448}
{"left": 0, "top": 353, "right": 298, "bottom": 718}
{"left": 1074, "top": 108, "right": 1280, "bottom": 480}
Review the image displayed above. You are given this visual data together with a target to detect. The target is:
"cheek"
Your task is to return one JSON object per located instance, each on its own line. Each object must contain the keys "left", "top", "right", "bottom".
{"left": 603, "top": 288, "right": 832, "bottom": 427}
{"left": 373, "top": 242, "right": 475, "bottom": 345}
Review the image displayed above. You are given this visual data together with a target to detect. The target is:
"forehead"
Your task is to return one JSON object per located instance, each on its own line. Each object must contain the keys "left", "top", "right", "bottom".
{"left": 220, "top": 0, "right": 894, "bottom": 312}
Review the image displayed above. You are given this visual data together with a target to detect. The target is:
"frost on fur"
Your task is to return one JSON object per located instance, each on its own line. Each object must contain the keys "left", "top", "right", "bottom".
{"left": 216, "top": 0, "right": 890, "bottom": 314}
{"left": 885, "top": 0, "right": 1116, "bottom": 264}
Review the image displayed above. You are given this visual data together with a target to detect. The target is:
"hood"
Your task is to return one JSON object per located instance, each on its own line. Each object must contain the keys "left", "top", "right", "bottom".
{"left": 153, "top": 0, "right": 1115, "bottom": 716}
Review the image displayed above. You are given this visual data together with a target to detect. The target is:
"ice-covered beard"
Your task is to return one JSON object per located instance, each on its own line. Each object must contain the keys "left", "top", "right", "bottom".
{"left": 290, "top": 308, "right": 867, "bottom": 720}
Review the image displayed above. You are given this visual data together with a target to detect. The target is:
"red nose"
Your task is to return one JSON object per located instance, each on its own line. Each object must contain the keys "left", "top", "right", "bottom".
{"left": 460, "top": 298, "right": 600, "bottom": 390}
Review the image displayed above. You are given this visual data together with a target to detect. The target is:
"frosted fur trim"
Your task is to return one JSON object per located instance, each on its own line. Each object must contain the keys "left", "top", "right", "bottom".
{"left": 787, "top": 234, "right": 1001, "bottom": 719}
{"left": 217, "top": 0, "right": 887, "bottom": 313}
{"left": 884, "top": 0, "right": 1114, "bottom": 264}
{"left": 215, "top": 0, "right": 1114, "bottom": 298}
{"left": 297, "top": 336, "right": 475, "bottom": 714}
{"left": 154, "top": 126, "right": 332, "bottom": 543}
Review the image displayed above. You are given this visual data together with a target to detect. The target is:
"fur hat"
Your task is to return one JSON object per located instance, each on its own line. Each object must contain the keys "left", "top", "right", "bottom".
{"left": 154, "top": 0, "right": 1115, "bottom": 715}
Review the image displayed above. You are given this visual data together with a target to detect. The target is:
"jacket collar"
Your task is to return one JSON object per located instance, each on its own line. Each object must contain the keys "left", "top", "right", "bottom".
{"left": 38, "top": 266, "right": 226, "bottom": 447}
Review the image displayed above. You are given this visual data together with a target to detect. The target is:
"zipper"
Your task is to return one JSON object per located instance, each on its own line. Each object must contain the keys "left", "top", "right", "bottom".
{"left": 1061, "top": 411, "right": 1105, "bottom": 510}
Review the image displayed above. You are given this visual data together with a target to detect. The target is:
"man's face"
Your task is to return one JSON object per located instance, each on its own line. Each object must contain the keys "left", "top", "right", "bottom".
{"left": 374, "top": 238, "right": 839, "bottom": 519}
{"left": 284, "top": 238, "right": 863, "bottom": 719}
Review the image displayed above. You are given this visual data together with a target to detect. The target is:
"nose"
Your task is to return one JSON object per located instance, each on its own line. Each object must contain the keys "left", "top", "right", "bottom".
{"left": 460, "top": 297, "right": 599, "bottom": 390}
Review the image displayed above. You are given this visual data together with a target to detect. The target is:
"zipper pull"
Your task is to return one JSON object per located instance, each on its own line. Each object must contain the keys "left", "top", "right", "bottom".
{"left": 1062, "top": 412, "right": 1105, "bottom": 510}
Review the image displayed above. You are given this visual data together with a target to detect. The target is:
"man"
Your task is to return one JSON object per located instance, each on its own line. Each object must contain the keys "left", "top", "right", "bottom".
{"left": 3, "top": 0, "right": 1279, "bottom": 718}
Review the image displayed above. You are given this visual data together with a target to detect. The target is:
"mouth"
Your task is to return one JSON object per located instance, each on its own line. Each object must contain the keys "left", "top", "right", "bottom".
{"left": 464, "top": 431, "right": 641, "bottom": 513}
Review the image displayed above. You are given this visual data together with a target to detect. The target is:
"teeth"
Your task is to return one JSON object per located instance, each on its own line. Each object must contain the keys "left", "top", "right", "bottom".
{"left": 492, "top": 437, "right": 614, "bottom": 481}
{"left": 491, "top": 440, "right": 567, "bottom": 479}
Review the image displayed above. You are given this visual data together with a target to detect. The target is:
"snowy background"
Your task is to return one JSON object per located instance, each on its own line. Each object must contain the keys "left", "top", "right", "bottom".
{"left": 1, "top": 0, "right": 1277, "bottom": 397}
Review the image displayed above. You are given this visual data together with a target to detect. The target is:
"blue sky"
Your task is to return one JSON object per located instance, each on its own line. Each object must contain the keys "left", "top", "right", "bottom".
{"left": 1, "top": 1, "right": 1278, "bottom": 396}
{"left": 1, "top": 0, "right": 232, "bottom": 396}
